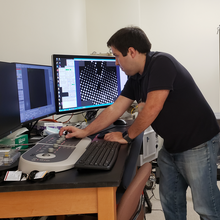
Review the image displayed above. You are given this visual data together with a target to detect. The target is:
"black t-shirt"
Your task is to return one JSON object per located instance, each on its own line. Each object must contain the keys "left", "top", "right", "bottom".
{"left": 121, "top": 52, "right": 219, "bottom": 153}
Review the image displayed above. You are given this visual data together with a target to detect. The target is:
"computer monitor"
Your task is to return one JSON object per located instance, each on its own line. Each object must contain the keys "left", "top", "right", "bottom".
{"left": 14, "top": 63, "right": 57, "bottom": 124}
{"left": 52, "top": 54, "right": 128, "bottom": 114}
{"left": 0, "top": 62, "right": 21, "bottom": 139}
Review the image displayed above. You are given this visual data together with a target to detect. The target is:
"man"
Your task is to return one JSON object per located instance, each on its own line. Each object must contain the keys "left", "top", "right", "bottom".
{"left": 60, "top": 27, "right": 220, "bottom": 219}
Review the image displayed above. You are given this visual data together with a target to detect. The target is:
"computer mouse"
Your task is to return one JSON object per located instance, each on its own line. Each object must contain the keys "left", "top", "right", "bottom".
{"left": 97, "top": 131, "right": 109, "bottom": 139}
{"left": 113, "top": 119, "right": 127, "bottom": 126}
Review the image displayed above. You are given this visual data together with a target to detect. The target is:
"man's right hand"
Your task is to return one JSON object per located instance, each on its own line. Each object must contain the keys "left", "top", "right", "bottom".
{"left": 59, "top": 126, "right": 88, "bottom": 139}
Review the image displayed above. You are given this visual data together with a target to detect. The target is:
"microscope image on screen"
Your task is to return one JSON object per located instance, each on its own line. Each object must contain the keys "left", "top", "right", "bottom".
{"left": 15, "top": 63, "right": 56, "bottom": 124}
{"left": 79, "top": 61, "right": 118, "bottom": 106}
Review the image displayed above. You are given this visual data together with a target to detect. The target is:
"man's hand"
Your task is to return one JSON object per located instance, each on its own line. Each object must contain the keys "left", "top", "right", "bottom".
{"left": 104, "top": 132, "right": 128, "bottom": 144}
{"left": 59, "top": 126, "right": 88, "bottom": 139}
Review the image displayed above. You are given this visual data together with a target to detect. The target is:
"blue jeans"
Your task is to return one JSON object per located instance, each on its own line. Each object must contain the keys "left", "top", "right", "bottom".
{"left": 157, "top": 133, "right": 220, "bottom": 220}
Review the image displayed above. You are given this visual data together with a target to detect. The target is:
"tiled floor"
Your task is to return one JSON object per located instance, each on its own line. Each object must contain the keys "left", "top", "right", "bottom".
{"left": 146, "top": 182, "right": 220, "bottom": 219}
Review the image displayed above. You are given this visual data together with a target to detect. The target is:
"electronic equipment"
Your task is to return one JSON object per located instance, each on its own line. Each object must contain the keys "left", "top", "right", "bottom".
{"left": 0, "top": 62, "right": 21, "bottom": 139}
{"left": 18, "top": 133, "right": 91, "bottom": 173}
{"left": 52, "top": 54, "right": 128, "bottom": 114}
{"left": 14, "top": 63, "right": 56, "bottom": 125}
{"left": 74, "top": 139, "right": 121, "bottom": 170}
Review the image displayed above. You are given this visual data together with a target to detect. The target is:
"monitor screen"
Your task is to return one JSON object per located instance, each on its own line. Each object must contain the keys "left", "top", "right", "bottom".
{"left": 14, "top": 63, "right": 56, "bottom": 124}
{"left": 0, "top": 62, "right": 21, "bottom": 139}
{"left": 52, "top": 54, "right": 127, "bottom": 114}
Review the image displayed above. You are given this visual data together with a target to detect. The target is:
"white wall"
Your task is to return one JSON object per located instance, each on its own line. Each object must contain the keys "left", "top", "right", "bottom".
{"left": 86, "top": 0, "right": 141, "bottom": 55}
{"left": 141, "top": 0, "right": 220, "bottom": 113}
{"left": 86, "top": 0, "right": 220, "bottom": 113}
{"left": 0, "top": 0, "right": 88, "bottom": 65}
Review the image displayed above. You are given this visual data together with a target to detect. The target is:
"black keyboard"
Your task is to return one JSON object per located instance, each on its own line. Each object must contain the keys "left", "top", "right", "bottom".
{"left": 74, "top": 139, "right": 121, "bottom": 170}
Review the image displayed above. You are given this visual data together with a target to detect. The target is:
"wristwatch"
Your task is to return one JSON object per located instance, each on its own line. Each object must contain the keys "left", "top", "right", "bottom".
{"left": 122, "top": 131, "right": 133, "bottom": 144}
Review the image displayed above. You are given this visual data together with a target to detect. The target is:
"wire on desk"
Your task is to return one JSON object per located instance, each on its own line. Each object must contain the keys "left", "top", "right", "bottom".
{"left": 0, "top": 142, "right": 36, "bottom": 149}
{"left": 54, "top": 112, "right": 85, "bottom": 123}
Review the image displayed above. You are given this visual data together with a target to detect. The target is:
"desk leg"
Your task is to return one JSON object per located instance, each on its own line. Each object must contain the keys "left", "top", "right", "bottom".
{"left": 97, "top": 187, "right": 117, "bottom": 220}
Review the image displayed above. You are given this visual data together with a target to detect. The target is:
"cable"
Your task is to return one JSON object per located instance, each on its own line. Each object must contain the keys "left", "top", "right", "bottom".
{"left": 0, "top": 143, "right": 36, "bottom": 149}
{"left": 61, "top": 114, "right": 74, "bottom": 124}
{"left": 146, "top": 185, "right": 164, "bottom": 213}
{"left": 55, "top": 112, "right": 84, "bottom": 121}
{"left": 149, "top": 187, "right": 159, "bottom": 201}
{"left": 40, "top": 119, "right": 58, "bottom": 123}
{"left": 131, "top": 105, "right": 138, "bottom": 114}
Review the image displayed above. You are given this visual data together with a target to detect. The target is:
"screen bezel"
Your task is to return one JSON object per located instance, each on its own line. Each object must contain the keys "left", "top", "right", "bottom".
{"left": 14, "top": 62, "right": 57, "bottom": 125}
{"left": 52, "top": 54, "right": 126, "bottom": 115}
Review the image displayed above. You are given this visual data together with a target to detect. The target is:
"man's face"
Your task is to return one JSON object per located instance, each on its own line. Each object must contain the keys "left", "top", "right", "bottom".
{"left": 111, "top": 46, "right": 137, "bottom": 76}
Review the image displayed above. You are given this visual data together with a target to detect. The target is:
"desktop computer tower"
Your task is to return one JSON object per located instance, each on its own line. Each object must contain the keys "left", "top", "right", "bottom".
{"left": 138, "top": 126, "right": 159, "bottom": 166}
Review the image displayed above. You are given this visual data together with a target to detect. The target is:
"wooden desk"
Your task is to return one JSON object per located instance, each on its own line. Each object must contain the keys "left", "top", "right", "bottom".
{"left": 0, "top": 143, "right": 130, "bottom": 220}
{"left": 0, "top": 187, "right": 117, "bottom": 220}
{"left": 0, "top": 122, "right": 138, "bottom": 220}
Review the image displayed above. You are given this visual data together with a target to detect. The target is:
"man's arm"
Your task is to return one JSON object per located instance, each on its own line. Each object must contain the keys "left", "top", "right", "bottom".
{"left": 59, "top": 95, "right": 134, "bottom": 139}
{"left": 104, "top": 90, "right": 169, "bottom": 143}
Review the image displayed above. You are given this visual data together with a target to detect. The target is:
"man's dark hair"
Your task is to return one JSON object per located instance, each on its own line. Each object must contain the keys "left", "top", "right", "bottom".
{"left": 107, "top": 26, "right": 152, "bottom": 56}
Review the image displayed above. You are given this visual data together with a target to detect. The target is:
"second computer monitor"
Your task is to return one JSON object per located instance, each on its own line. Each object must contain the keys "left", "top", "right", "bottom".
{"left": 15, "top": 63, "right": 57, "bottom": 124}
{"left": 53, "top": 54, "right": 127, "bottom": 114}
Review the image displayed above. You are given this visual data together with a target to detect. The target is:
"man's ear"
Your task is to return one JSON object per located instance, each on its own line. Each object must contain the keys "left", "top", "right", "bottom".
{"left": 127, "top": 47, "right": 137, "bottom": 58}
